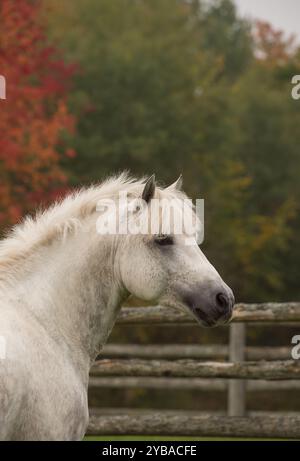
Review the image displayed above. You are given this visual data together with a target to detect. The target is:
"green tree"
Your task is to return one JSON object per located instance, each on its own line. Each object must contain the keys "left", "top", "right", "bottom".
{"left": 44, "top": 0, "right": 251, "bottom": 180}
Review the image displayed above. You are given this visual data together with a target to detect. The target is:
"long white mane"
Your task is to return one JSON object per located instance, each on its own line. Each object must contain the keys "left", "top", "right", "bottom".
{"left": 0, "top": 173, "right": 187, "bottom": 275}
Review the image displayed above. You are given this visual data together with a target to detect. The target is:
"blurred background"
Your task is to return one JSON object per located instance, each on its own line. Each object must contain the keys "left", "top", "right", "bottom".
{"left": 1, "top": 0, "right": 300, "bottom": 413}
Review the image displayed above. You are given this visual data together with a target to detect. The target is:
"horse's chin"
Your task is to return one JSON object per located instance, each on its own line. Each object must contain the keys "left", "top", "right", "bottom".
{"left": 191, "top": 307, "right": 233, "bottom": 327}
{"left": 159, "top": 300, "right": 232, "bottom": 328}
{"left": 198, "top": 313, "right": 233, "bottom": 328}
{"left": 194, "top": 317, "right": 217, "bottom": 328}
{"left": 192, "top": 314, "right": 232, "bottom": 328}
{"left": 159, "top": 299, "right": 219, "bottom": 328}
{"left": 187, "top": 308, "right": 218, "bottom": 328}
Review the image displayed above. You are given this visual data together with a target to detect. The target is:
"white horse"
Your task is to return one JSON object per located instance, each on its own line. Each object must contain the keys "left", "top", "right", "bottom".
{"left": 0, "top": 173, "right": 234, "bottom": 440}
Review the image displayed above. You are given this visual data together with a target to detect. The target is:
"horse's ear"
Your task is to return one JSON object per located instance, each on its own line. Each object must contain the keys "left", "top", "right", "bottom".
{"left": 166, "top": 174, "right": 183, "bottom": 191}
{"left": 142, "top": 174, "right": 156, "bottom": 203}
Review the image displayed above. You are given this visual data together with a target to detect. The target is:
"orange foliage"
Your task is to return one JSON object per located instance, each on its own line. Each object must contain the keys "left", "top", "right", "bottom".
{"left": 254, "top": 20, "right": 296, "bottom": 67}
{"left": 0, "top": 0, "right": 76, "bottom": 228}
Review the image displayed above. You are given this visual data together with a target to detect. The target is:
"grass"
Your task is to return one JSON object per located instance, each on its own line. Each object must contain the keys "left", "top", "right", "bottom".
{"left": 84, "top": 436, "right": 294, "bottom": 441}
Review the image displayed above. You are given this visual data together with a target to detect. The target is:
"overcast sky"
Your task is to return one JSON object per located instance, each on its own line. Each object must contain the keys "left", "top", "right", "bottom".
{"left": 234, "top": 0, "right": 300, "bottom": 41}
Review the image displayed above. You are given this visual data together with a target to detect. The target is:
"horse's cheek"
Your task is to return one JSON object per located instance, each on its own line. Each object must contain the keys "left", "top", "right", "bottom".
{"left": 122, "top": 259, "right": 165, "bottom": 301}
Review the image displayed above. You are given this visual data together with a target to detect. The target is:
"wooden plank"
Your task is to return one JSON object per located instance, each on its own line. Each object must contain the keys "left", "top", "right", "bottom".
{"left": 87, "top": 413, "right": 300, "bottom": 438}
{"left": 88, "top": 376, "right": 226, "bottom": 390}
{"left": 100, "top": 344, "right": 292, "bottom": 360}
{"left": 101, "top": 344, "right": 227, "bottom": 359}
{"left": 228, "top": 323, "right": 246, "bottom": 416}
{"left": 89, "top": 408, "right": 300, "bottom": 417}
{"left": 116, "top": 303, "right": 300, "bottom": 324}
{"left": 91, "top": 359, "right": 300, "bottom": 380}
{"left": 88, "top": 376, "right": 300, "bottom": 391}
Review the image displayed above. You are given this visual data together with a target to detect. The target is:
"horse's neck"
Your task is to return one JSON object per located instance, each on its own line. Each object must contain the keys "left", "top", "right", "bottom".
{"left": 13, "top": 228, "right": 127, "bottom": 374}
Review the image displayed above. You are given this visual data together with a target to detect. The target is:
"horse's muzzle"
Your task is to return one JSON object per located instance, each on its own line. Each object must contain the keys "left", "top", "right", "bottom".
{"left": 182, "top": 285, "right": 235, "bottom": 327}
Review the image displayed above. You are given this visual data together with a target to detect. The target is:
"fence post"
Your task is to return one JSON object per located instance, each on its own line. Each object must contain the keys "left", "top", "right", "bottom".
{"left": 228, "top": 323, "right": 246, "bottom": 416}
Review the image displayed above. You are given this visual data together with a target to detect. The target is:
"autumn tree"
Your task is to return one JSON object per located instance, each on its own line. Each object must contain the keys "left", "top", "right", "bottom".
{"left": 254, "top": 20, "right": 297, "bottom": 67}
{"left": 0, "top": 0, "right": 76, "bottom": 230}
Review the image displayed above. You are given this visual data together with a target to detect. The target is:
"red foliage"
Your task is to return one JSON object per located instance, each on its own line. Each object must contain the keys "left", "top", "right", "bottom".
{"left": 0, "top": 0, "right": 76, "bottom": 229}
{"left": 254, "top": 20, "right": 296, "bottom": 67}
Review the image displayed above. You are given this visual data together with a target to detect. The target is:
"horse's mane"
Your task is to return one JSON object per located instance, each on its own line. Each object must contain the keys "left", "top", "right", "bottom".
{"left": 0, "top": 173, "right": 185, "bottom": 274}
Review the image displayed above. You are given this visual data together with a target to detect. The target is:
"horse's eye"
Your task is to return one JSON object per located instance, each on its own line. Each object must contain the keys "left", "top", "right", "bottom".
{"left": 154, "top": 234, "right": 174, "bottom": 246}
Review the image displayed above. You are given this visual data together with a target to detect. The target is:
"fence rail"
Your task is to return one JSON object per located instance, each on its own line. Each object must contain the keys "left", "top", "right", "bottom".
{"left": 89, "top": 376, "right": 300, "bottom": 391}
{"left": 91, "top": 359, "right": 300, "bottom": 379}
{"left": 87, "top": 413, "right": 300, "bottom": 438}
{"left": 100, "top": 344, "right": 292, "bottom": 360}
{"left": 116, "top": 302, "right": 300, "bottom": 324}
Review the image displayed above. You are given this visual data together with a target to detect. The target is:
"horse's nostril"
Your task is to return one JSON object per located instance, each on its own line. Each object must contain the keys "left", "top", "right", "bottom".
{"left": 216, "top": 292, "right": 229, "bottom": 311}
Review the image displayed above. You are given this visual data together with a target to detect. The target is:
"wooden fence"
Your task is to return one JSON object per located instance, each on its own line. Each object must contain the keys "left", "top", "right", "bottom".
{"left": 87, "top": 303, "right": 300, "bottom": 439}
